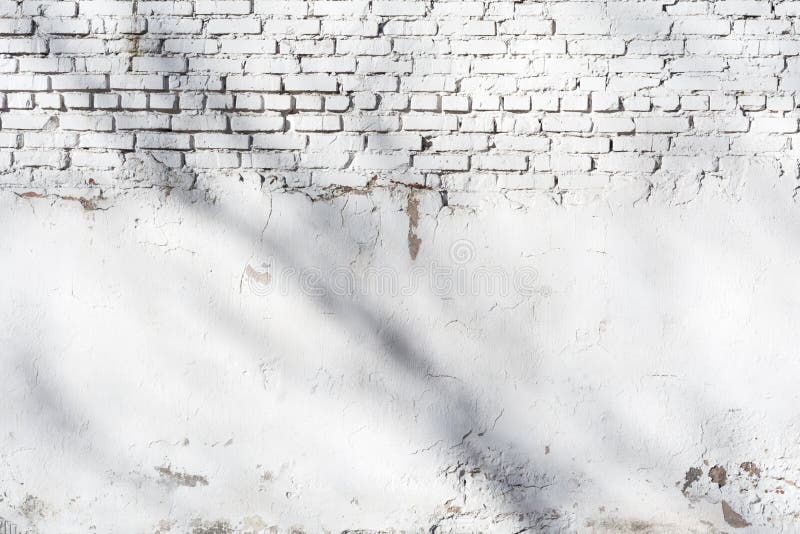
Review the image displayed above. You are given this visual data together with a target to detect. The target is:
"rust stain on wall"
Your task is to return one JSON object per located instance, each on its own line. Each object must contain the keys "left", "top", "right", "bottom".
{"left": 406, "top": 192, "right": 421, "bottom": 261}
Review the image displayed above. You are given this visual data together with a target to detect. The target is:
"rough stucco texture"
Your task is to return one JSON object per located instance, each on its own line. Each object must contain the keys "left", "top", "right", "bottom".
{"left": 3, "top": 1, "right": 800, "bottom": 533}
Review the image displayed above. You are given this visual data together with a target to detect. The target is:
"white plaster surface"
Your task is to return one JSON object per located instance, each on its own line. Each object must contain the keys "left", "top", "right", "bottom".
{"left": 2, "top": 165, "right": 800, "bottom": 532}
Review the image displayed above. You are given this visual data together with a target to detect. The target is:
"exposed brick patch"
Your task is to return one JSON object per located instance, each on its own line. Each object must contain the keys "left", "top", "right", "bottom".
{"left": 0, "top": 1, "right": 796, "bottom": 192}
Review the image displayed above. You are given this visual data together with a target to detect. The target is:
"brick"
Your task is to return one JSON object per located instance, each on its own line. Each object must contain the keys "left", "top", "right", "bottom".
{"left": 148, "top": 18, "right": 203, "bottom": 34}
{"left": 226, "top": 75, "right": 281, "bottom": 92}
{"left": 442, "top": 95, "right": 470, "bottom": 113}
{"left": 220, "top": 39, "right": 277, "bottom": 54}
{"left": 353, "top": 153, "right": 410, "bottom": 170}
{"left": 460, "top": 116, "right": 496, "bottom": 133}
{"left": 372, "top": 1, "right": 426, "bottom": 16}
{"left": 474, "top": 154, "right": 528, "bottom": 171}
{"left": 2, "top": 113, "right": 55, "bottom": 129}
{"left": 245, "top": 58, "right": 300, "bottom": 74}
{"left": 62, "top": 93, "right": 91, "bottom": 109}
{"left": 0, "top": 75, "right": 48, "bottom": 91}
{"left": 19, "top": 57, "right": 72, "bottom": 73}
{"left": 301, "top": 133, "right": 361, "bottom": 151}
{"left": 357, "top": 58, "right": 413, "bottom": 74}
{"left": 499, "top": 18, "right": 554, "bottom": 35}
{"left": 591, "top": 93, "right": 620, "bottom": 112}
{"left": 303, "top": 149, "right": 359, "bottom": 167}
{"left": 249, "top": 152, "right": 297, "bottom": 169}
{"left": 473, "top": 58, "right": 528, "bottom": 74}
{"left": 673, "top": 18, "right": 730, "bottom": 35}
{"left": 169, "top": 75, "right": 223, "bottom": 91}
{"left": 136, "top": 1, "right": 194, "bottom": 15}
{"left": 431, "top": 134, "right": 489, "bottom": 152}
{"left": 208, "top": 18, "right": 261, "bottom": 34}
{"left": 403, "top": 114, "right": 458, "bottom": 131}
{"left": 79, "top": 0, "right": 133, "bottom": 15}
{"left": 542, "top": 115, "right": 592, "bottom": 132}
{"left": 301, "top": 57, "right": 356, "bottom": 73}
{"left": 555, "top": 137, "right": 611, "bottom": 154}
{"left": 751, "top": 117, "right": 798, "bottom": 133}
{"left": 323, "top": 20, "right": 381, "bottom": 38}
{"left": 410, "top": 94, "right": 438, "bottom": 111}
{"left": 186, "top": 151, "right": 240, "bottom": 168}
{"left": 451, "top": 40, "right": 506, "bottom": 55}
{"left": 196, "top": 1, "right": 251, "bottom": 14}
{"left": 594, "top": 117, "right": 635, "bottom": 133}
{"left": 34, "top": 17, "right": 88, "bottom": 35}
{"left": 90, "top": 93, "right": 120, "bottom": 109}
{"left": 120, "top": 93, "right": 148, "bottom": 110}
{"left": 80, "top": 133, "right": 134, "bottom": 150}
{"left": 235, "top": 94, "right": 262, "bottom": 110}
{"left": 265, "top": 94, "right": 294, "bottom": 111}
{"left": 548, "top": 154, "right": 592, "bottom": 172}
{"left": 136, "top": 133, "right": 191, "bottom": 150}
{"left": 715, "top": 0, "right": 770, "bottom": 16}
{"left": 133, "top": 57, "right": 187, "bottom": 73}
{"left": 283, "top": 74, "right": 338, "bottom": 92}
{"left": 51, "top": 75, "right": 107, "bottom": 91}
{"left": 494, "top": 135, "right": 548, "bottom": 152}
{"left": 336, "top": 39, "right": 393, "bottom": 56}
{"left": 609, "top": 58, "right": 663, "bottom": 73}
{"left": 23, "top": 132, "right": 78, "bottom": 148}
{"left": 293, "top": 95, "right": 322, "bottom": 111}
{"left": 254, "top": 0, "right": 308, "bottom": 15}
{"left": 313, "top": 1, "right": 370, "bottom": 16}
{"left": 252, "top": 133, "right": 306, "bottom": 150}
{"left": 569, "top": 39, "right": 625, "bottom": 55}
{"left": 312, "top": 170, "right": 367, "bottom": 187}
{"left": 367, "top": 134, "right": 422, "bottom": 150}
{"left": 230, "top": 115, "right": 285, "bottom": 132}
{"left": 70, "top": 150, "right": 122, "bottom": 168}
{"left": 326, "top": 95, "right": 350, "bottom": 112}
{"left": 414, "top": 154, "right": 469, "bottom": 170}
{"left": 291, "top": 114, "right": 342, "bottom": 132}
{"left": 189, "top": 58, "right": 243, "bottom": 73}
{"left": 171, "top": 114, "right": 227, "bottom": 132}
{"left": 555, "top": 17, "right": 610, "bottom": 35}
{"left": 15, "top": 149, "right": 67, "bottom": 168}
{"left": 344, "top": 115, "right": 400, "bottom": 132}
{"left": 110, "top": 75, "right": 166, "bottom": 91}
{"left": 0, "top": 38, "right": 47, "bottom": 54}
{"left": 561, "top": 94, "right": 589, "bottom": 112}
{"left": 0, "top": 132, "right": 19, "bottom": 147}
{"left": 115, "top": 114, "right": 170, "bottom": 130}
{"left": 148, "top": 94, "right": 178, "bottom": 111}
{"left": 23, "top": 1, "right": 76, "bottom": 16}
{"left": 634, "top": 117, "right": 691, "bottom": 133}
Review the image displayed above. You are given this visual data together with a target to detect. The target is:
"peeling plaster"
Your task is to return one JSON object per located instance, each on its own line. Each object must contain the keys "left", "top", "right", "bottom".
{"left": 2, "top": 160, "right": 800, "bottom": 533}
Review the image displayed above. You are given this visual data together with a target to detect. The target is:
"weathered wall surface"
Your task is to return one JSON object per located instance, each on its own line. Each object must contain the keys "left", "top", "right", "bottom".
{"left": 3, "top": 1, "right": 800, "bottom": 533}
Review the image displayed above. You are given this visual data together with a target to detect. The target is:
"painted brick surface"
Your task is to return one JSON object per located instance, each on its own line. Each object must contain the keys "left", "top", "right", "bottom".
{"left": 0, "top": 1, "right": 795, "bottom": 190}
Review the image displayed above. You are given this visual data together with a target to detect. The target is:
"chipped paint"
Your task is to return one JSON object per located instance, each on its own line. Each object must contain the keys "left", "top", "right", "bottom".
{"left": 406, "top": 191, "right": 422, "bottom": 261}
{"left": 155, "top": 466, "right": 209, "bottom": 488}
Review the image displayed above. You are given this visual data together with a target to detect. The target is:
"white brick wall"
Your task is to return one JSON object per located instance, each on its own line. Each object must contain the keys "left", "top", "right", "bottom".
{"left": 0, "top": 1, "right": 793, "bottom": 189}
